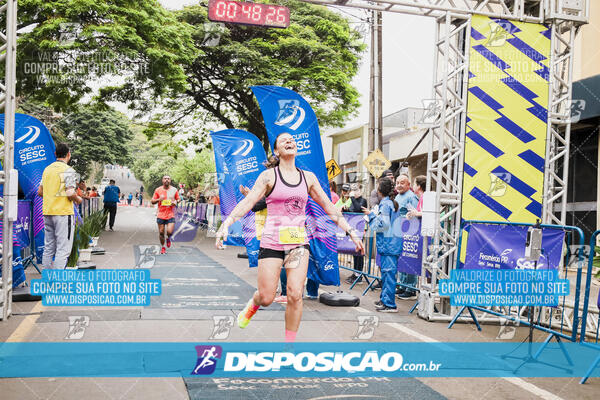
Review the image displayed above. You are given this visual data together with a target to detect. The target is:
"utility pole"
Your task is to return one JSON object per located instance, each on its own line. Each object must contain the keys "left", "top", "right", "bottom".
{"left": 367, "top": 10, "right": 383, "bottom": 193}
{"left": 376, "top": 10, "right": 383, "bottom": 153}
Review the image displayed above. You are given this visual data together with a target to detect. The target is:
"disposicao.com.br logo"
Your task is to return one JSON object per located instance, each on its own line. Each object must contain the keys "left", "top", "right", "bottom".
{"left": 190, "top": 346, "right": 441, "bottom": 376}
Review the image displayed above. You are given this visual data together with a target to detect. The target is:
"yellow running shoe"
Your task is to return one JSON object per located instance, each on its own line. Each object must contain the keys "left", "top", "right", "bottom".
{"left": 238, "top": 298, "right": 259, "bottom": 329}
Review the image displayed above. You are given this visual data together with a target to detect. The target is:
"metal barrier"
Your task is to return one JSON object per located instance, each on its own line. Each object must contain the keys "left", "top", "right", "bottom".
{"left": 579, "top": 229, "right": 600, "bottom": 384}
{"left": 337, "top": 213, "right": 420, "bottom": 311}
{"left": 175, "top": 201, "right": 212, "bottom": 231}
{"left": 338, "top": 235, "right": 382, "bottom": 295}
{"left": 447, "top": 220, "right": 585, "bottom": 358}
{"left": 78, "top": 197, "right": 101, "bottom": 218}
{"left": 335, "top": 213, "right": 381, "bottom": 294}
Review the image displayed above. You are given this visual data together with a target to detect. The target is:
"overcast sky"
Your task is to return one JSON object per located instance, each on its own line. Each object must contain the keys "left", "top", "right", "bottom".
{"left": 158, "top": 0, "right": 435, "bottom": 131}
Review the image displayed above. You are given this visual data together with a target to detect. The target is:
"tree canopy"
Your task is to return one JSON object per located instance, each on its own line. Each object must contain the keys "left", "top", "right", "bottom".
{"left": 16, "top": 0, "right": 195, "bottom": 111}
{"left": 56, "top": 106, "right": 134, "bottom": 178}
{"left": 13, "top": 0, "right": 364, "bottom": 148}
{"left": 170, "top": 1, "right": 364, "bottom": 146}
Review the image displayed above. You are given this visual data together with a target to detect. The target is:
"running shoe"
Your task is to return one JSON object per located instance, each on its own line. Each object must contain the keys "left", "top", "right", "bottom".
{"left": 237, "top": 298, "right": 259, "bottom": 329}
{"left": 274, "top": 295, "right": 288, "bottom": 304}
{"left": 397, "top": 292, "right": 418, "bottom": 300}
{"left": 160, "top": 247, "right": 166, "bottom": 255}
{"left": 375, "top": 304, "right": 398, "bottom": 313}
{"left": 166, "top": 237, "right": 171, "bottom": 248}
{"left": 374, "top": 300, "right": 383, "bottom": 307}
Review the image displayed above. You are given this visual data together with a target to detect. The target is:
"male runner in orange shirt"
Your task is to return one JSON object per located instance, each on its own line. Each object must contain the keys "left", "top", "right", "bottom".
{"left": 151, "top": 175, "right": 180, "bottom": 254}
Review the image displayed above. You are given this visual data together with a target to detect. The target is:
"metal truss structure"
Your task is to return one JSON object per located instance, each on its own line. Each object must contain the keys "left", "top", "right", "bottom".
{"left": 419, "top": 12, "right": 470, "bottom": 321}
{"left": 0, "top": 0, "right": 17, "bottom": 320}
{"left": 302, "top": 0, "right": 590, "bottom": 330}
{"left": 0, "top": 0, "right": 588, "bottom": 328}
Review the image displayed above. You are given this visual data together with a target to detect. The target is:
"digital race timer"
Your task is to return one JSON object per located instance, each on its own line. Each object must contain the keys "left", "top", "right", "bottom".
{"left": 207, "top": 0, "right": 290, "bottom": 28}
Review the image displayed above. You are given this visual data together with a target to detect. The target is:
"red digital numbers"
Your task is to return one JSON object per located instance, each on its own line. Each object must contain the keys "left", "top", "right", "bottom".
{"left": 208, "top": 0, "right": 290, "bottom": 28}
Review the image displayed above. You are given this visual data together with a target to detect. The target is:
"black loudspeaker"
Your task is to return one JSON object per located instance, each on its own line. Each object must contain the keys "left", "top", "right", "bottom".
{"left": 319, "top": 291, "right": 360, "bottom": 307}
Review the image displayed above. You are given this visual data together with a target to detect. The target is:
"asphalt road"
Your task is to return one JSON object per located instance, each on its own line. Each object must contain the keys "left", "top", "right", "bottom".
{"left": 0, "top": 190, "right": 599, "bottom": 399}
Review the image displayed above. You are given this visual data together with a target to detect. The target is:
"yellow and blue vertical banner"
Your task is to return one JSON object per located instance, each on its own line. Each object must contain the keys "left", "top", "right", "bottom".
{"left": 462, "top": 16, "right": 550, "bottom": 223}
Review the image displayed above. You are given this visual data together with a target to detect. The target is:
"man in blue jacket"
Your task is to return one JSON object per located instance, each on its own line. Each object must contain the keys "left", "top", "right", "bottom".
{"left": 103, "top": 179, "right": 120, "bottom": 231}
{"left": 394, "top": 174, "right": 419, "bottom": 300}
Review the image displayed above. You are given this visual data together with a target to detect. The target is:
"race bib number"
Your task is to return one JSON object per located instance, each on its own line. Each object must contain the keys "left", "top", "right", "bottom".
{"left": 161, "top": 199, "right": 172, "bottom": 206}
{"left": 278, "top": 226, "right": 306, "bottom": 244}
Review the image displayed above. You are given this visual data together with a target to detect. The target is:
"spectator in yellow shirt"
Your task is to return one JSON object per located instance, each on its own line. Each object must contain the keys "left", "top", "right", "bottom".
{"left": 37, "top": 143, "right": 82, "bottom": 269}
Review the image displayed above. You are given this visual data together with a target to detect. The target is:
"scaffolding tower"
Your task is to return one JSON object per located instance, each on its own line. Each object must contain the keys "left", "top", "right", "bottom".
{"left": 0, "top": 0, "right": 18, "bottom": 320}
{"left": 302, "top": 0, "right": 589, "bottom": 329}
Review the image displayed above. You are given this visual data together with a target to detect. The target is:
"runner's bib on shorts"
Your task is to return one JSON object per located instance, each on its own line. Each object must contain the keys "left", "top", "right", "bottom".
{"left": 278, "top": 226, "right": 306, "bottom": 245}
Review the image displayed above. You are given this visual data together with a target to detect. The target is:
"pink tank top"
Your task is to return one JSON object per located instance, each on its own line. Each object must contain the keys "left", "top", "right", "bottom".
{"left": 260, "top": 167, "right": 309, "bottom": 251}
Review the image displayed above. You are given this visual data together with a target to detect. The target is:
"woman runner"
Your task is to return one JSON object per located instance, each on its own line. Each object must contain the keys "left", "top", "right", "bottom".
{"left": 215, "top": 133, "right": 364, "bottom": 342}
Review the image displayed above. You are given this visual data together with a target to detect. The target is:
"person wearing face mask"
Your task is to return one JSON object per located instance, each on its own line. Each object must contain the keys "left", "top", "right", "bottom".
{"left": 335, "top": 183, "right": 352, "bottom": 211}
{"left": 216, "top": 132, "right": 364, "bottom": 343}
{"left": 394, "top": 174, "right": 419, "bottom": 300}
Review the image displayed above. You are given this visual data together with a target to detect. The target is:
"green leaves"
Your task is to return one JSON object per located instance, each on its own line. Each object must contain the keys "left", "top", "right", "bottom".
{"left": 171, "top": 0, "right": 364, "bottom": 143}
{"left": 16, "top": 0, "right": 364, "bottom": 152}
{"left": 16, "top": 0, "right": 195, "bottom": 111}
{"left": 56, "top": 106, "right": 134, "bottom": 178}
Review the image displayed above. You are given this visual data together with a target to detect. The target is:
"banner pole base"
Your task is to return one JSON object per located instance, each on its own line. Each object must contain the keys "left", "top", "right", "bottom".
{"left": 534, "top": 333, "right": 574, "bottom": 366}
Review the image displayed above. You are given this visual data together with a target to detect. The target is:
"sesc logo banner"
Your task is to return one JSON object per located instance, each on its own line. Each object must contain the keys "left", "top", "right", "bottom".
{"left": 251, "top": 86, "right": 340, "bottom": 286}
{"left": 0, "top": 113, "right": 57, "bottom": 262}
{"left": 210, "top": 129, "right": 268, "bottom": 267}
{"left": 462, "top": 223, "right": 565, "bottom": 271}
{"left": 274, "top": 99, "right": 306, "bottom": 131}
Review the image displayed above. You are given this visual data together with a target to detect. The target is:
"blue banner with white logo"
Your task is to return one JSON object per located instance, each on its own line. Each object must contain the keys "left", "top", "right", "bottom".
{"left": 211, "top": 129, "right": 267, "bottom": 267}
{"left": 251, "top": 86, "right": 339, "bottom": 286}
{"left": 0, "top": 200, "right": 31, "bottom": 287}
{"left": 462, "top": 223, "right": 565, "bottom": 270}
{"left": 1, "top": 342, "right": 599, "bottom": 378}
{"left": 0, "top": 113, "right": 57, "bottom": 262}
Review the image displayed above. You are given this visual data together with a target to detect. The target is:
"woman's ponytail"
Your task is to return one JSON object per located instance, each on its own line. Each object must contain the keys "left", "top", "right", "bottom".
{"left": 263, "top": 154, "right": 280, "bottom": 169}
